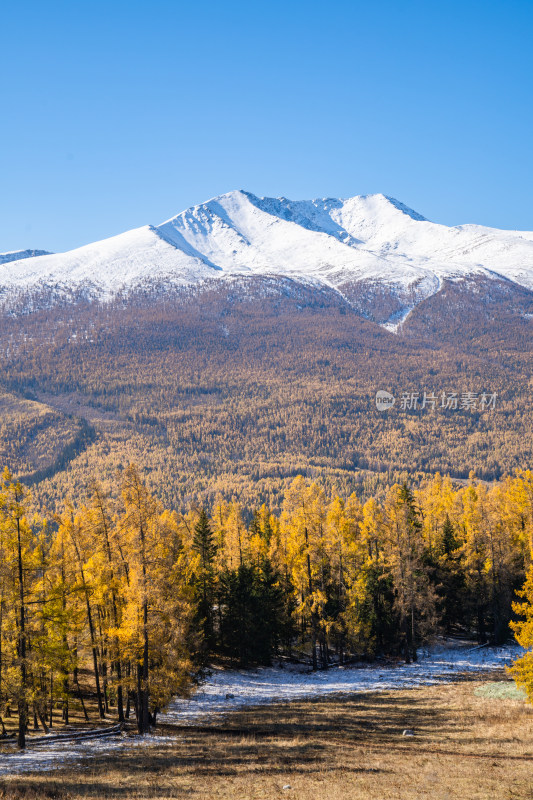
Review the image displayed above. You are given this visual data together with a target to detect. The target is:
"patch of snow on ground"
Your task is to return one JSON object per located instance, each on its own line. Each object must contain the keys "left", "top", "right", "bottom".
{"left": 382, "top": 306, "right": 414, "bottom": 333}
{"left": 161, "top": 643, "right": 522, "bottom": 725}
{"left": 0, "top": 643, "right": 522, "bottom": 776}
{"left": 0, "top": 733, "right": 176, "bottom": 777}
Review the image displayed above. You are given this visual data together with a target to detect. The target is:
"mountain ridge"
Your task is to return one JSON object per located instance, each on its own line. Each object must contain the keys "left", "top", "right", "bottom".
{"left": 1, "top": 191, "right": 532, "bottom": 328}
{"left": 0, "top": 249, "right": 53, "bottom": 265}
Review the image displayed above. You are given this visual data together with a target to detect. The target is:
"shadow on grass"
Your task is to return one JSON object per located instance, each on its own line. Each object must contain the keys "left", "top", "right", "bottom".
{"left": 5, "top": 689, "right": 507, "bottom": 799}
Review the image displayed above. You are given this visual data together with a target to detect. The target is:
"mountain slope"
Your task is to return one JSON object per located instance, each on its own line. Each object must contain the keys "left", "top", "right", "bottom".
{"left": 1, "top": 192, "right": 533, "bottom": 507}
{"left": 1, "top": 191, "right": 533, "bottom": 327}
{"left": 0, "top": 284, "right": 531, "bottom": 512}
{"left": 0, "top": 226, "right": 218, "bottom": 305}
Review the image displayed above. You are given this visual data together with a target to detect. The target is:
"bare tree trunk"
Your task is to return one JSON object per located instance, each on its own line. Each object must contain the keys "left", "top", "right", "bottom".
{"left": 35, "top": 702, "right": 49, "bottom": 734}
{"left": 68, "top": 523, "right": 105, "bottom": 719}
{"left": 139, "top": 520, "right": 150, "bottom": 733}
{"left": 86, "top": 595, "right": 105, "bottom": 719}
{"left": 49, "top": 670, "right": 54, "bottom": 728}
{"left": 142, "top": 597, "right": 150, "bottom": 732}
{"left": 304, "top": 527, "right": 317, "bottom": 671}
{"left": 16, "top": 515, "right": 27, "bottom": 750}
{"left": 74, "top": 671, "right": 90, "bottom": 722}
{"left": 93, "top": 487, "right": 124, "bottom": 722}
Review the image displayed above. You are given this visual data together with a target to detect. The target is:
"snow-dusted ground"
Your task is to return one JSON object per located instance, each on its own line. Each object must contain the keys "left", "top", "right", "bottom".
{"left": 161, "top": 642, "right": 523, "bottom": 724}
{"left": 0, "top": 732, "right": 176, "bottom": 777}
{"left": 0, "top": 642, "right": 523, "bottom": 776}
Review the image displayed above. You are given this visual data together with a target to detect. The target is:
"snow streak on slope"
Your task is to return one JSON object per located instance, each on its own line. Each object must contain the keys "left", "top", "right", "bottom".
{"left": 2, "top": 191, "right": 533, "bottom": 318}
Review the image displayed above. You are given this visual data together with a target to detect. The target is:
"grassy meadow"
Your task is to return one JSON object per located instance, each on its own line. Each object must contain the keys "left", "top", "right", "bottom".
{"left": 1, "top": 674, "right": 532, "bottom": 800}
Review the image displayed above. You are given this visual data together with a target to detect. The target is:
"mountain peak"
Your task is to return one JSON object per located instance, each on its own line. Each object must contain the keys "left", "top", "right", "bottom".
{"left": 2, "top": 191, "right": 532, "bottom": 321}
{"left": 0, "top": 249, "right": 53, "bottom": 265}
{"left": 380, "top": 195, "right": 427, "bottom": 221}
{"left": 337, "top": 192, "right": 427, "bottom": 222}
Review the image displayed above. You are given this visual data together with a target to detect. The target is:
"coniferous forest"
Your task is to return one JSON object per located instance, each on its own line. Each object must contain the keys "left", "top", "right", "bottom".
{"left": 0, "top": 290, "right": 532, "bottom": 517}
{"left": 2, "top": 463, "right": 533, "bottom": 748}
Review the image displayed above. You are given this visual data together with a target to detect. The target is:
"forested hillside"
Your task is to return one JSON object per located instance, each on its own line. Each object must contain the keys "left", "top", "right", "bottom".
{"left": 0, "top": 284, "right": 532, "bottom": 511}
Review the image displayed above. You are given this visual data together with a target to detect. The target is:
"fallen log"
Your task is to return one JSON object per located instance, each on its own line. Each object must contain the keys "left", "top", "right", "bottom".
{"left": 20, "top": 724, "right": 123, "bottom": 747}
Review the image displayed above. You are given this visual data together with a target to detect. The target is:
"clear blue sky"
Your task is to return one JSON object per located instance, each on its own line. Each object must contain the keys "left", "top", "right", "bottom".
{"left": 2, "top": 0, "right": 532, "bottom": 252}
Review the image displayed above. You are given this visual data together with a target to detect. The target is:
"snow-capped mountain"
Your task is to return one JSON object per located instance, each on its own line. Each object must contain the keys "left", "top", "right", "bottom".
{"left": 2, "top": 191, "right": 533, "bottom": 327}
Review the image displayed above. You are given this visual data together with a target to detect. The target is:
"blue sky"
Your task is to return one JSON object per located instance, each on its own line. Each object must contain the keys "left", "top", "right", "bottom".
{"left": 2, "top": 0, "right": 532, "bottom": 252}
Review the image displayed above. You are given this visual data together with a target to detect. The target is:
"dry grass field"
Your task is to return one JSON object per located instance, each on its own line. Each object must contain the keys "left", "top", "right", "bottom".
{"left": 1, "top": 676, "right": 532, "bottom": 800}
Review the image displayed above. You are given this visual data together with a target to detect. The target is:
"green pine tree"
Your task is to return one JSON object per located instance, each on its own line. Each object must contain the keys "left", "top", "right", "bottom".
{"left": 192, "top": 509, "right": 217, "bottom": 655}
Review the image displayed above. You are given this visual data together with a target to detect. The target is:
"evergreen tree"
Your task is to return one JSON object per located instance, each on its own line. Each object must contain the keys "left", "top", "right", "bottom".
{"left": 219, "top": 559, "right": 284, "bottom": 666}
{"left": 192, "top": 509, "right": 217, "bottom": 654}
{"left": 442, "top": 514, "right": 457, "bottom": 556}
{"left": 434, "top": 514, "right": 465, "bottom": 635}
{"left": 385, "top": 483, "right": 436, "bottom": 662}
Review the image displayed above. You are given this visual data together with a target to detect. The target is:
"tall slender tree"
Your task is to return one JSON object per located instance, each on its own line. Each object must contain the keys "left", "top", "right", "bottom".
{"left": 192, "top": 509, "right": 217, "bottom": 654}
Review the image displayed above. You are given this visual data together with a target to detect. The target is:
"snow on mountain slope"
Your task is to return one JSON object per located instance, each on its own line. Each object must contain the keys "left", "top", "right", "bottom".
{"left": 158, "top": 191, "right": 392, "bottom": 286}
{"left": 244, "top": 192, "right": 533, "bottom": 287}
{"left": 0, "top": 226, "right": 218, "bottom": 305}
{"left": 2, "top": 191, "right": 533, "bottom": 319}
{"left": 158, "top": 191, "right": 499, "bottom": 293}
